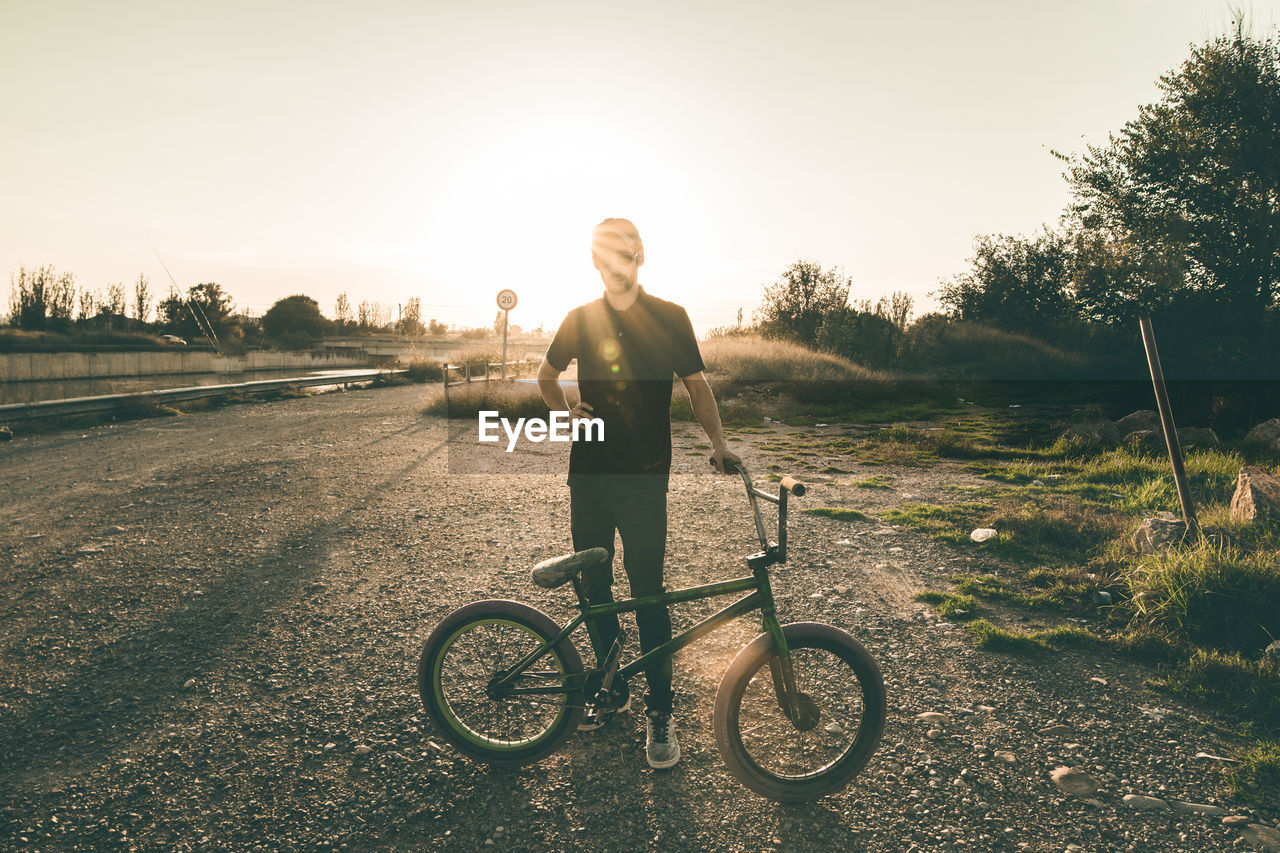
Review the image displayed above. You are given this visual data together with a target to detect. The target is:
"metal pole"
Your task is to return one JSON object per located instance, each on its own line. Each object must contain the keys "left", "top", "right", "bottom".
{"left": 443, "top": 364, "right": 450, "bottom": 410}
{"left": 1138, "top": 314, "right": 1199, "bottom": 538}
{"left": 501, "top": 309, "right": 509, "bottom": 380}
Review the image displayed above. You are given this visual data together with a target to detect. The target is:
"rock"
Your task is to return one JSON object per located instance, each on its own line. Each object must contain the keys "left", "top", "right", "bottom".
{"left": 1223, "top": 815, "right": 1252, "bottom": 826}
{"left": 1177, "top": 427, "right": 1220, "bottom": 448}
{"left": 354, "top": 745, "right": 372, "bottom": 756}
{"left": 970, "top": 528, "right": 998, "bottom": 543}
{"left": 1091, "top": 590, "right": 1112, "bottom": 605}
{"left": 1241, "top": 823, "right": 1280, "bottom": 851}
{"left": 1050, "top": 766, "right": 1098, "bottom": 797}
{"left": 183, "top": 678, "right": 197, "bottom": 689}
{"left": 1133, "top": 517, "right": 1188, "bottom": 554}
{"left": 1171, "top": 801, "right": 1225, "bottom": 816}
{"left": 1230, "top": 466, "right": 1280, "bottom": 524}
{"left": 993, "top": 750, "right": 1017, "bottom": 764}
{"left": 916, "top": 712, "right": 949, "bottom": 724}
{"left": 1115, "top": 410, "right": 1161, "bottom": 435}
{"left": 1058, "top": 420, "right": 1120, "bottom": 447}
{"left": 1123, "top": 429, "right": 1165, "bottom": 450}
{"left": 1038, "top": 724, "right": 1072, "bottom": 736}
{"left": 926, "top": 728, "right": 942, "bottom": 740}
{"left": 105, "top": 525, "right": 126, "bottom": 535}
{"left": 1244, "top": 418, "right": 1280, "bottom": 454}
{"left": 823, "top": 722, "right": 845, "bottom": 735}
{"left": 1122, "top": 794, "right": 1169, "bottom": 810}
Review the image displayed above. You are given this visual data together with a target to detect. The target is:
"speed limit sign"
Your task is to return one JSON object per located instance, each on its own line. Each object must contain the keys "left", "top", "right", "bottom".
{"left": 496, "top": 289, "right": 518, "bottom": 311}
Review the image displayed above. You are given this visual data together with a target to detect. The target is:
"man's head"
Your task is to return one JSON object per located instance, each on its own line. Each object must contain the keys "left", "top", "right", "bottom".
{"left": 591, "top": 218, "right": 644, "bottom": 295}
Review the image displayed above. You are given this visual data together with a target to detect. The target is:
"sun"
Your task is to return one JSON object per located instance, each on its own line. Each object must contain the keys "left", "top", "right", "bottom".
{"left": 415, "top": 114, "right": 708, "bottom": 330}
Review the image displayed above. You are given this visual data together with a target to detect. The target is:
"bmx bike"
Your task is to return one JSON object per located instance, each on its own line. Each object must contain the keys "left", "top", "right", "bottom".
{"left": 417, "top": 461, "right": 886, "bottom": 801}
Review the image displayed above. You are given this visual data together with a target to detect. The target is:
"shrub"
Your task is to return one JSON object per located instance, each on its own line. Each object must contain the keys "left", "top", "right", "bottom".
{"left": 423, "top": 382, "right": 556, "bottom": 421}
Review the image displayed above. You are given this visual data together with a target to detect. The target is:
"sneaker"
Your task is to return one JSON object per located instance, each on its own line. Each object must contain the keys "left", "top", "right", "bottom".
{"left": 645, "top": 712, "right": 680, "bottom": 769}
{"left": 578, "top": 694, "right": 631, "bottom": 731}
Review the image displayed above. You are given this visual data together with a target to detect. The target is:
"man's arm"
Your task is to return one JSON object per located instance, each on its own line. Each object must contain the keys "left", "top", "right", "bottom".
{"left": 538, "top": 357, "right": 594, "bottom": 422}
{"left": 680, "top": 372, "right": 741, "bottom": 474}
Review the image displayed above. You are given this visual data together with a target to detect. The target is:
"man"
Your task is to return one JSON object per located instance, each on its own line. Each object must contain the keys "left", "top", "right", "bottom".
{"left": 538, "top": 218, "right": 740, "bottom": 769}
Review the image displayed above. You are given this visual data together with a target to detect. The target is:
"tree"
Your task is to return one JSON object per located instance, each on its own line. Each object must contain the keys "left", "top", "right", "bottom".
{"left": 159, "top": 282, "right": 236, "bottom": 344}
{"left": 334, "top": 292, "right": 352, "bottom": 329}
{"left": 1066, "top": 22, "right": 1280, "bottom": 326}
{"left": 427, "top": 318, "right": 447, "bottom": 336}
{"left": 937, "top": 230, "right": 1074, "bottom": 333}
{"left": 756, "top": 260, "right": 851, "bottom": 341}
{"left": 396, "top": 297, "right": 425, "bottom": 336}
{"left": 133, "top": 274, "right": 152, "bottom": 323}
{"left": 262, "top": 294, "right": 334, "bottom": 346}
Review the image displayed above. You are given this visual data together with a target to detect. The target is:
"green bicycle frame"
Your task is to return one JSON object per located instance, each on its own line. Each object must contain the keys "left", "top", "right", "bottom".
{"left": 494, "top": 465, "right": 810, "bottom": 721}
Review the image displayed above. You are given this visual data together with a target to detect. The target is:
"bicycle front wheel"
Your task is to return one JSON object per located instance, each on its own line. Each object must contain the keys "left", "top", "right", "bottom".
{"left": 714, "top": 622, "right": 886, "bottom": 801}
{"left": 418, "top": 599, "right": 584, "bottom": 767}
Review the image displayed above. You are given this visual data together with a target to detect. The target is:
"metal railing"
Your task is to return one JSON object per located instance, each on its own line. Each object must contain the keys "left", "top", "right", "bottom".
{"left": 441, "top": 358, "right": 540, "bottom": 407}
{"left": 0, "top": 369, "right": 402, "bottom": 422}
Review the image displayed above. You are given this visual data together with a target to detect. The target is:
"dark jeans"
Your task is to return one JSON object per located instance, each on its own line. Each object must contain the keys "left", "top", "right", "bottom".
{"left": 570, "top": 481, "right": 673, "bottom": 715}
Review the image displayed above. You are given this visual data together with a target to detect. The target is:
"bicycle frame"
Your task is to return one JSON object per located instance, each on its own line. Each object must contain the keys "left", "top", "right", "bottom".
{"left": 494, "top": 466, "right": 812, "bottom": 721}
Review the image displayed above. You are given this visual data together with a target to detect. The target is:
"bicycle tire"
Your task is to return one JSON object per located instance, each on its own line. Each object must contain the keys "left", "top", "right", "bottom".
{"left": 418, "top": 599, "right": 584, "bottom": 767}
{"left": 713, "top": 622, "right": 886, "bottom": 802}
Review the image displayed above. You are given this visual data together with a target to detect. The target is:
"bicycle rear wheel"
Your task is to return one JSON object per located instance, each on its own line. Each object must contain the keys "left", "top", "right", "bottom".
{"left": 419, "top": 599, "right": 584, "bottom": 767}
{"left": 714, "top": 622, "right": 886, "bottom": 801}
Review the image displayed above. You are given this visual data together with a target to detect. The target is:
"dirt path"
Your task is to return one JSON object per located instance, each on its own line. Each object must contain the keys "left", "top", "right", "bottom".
{"left": 0, "top": 385, "right": 1272, "bottom": 851}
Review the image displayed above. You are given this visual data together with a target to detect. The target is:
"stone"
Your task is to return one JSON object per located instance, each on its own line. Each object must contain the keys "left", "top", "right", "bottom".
{"left": 1124, "top": 429, "right": 1164, "bottom": 450}
{"left": 1244, "top": 418, "right": 1280, "bottom": 454}
{"left": 1115, "top": 410, "right": 1161, "bottom": 435}
{"left": 1230, "top": 466, "right": 1280, "bottom": 524}
{"left": 1057, "top": 420, "right": 1120, "bottom": 447}
{"left": 926, "top": 728, "right": 942, "bottom": 740}
{"left": 183, "top": 678, "right": 196, "bottom": 689}
{"left": 1177, "top": 427, "right": 1220, "bottom": 448}
{"left": 354, "top": 744, "right": 372, "bottom": 755}
{"left": 1050, "top": 766, "right": 1098, "bottom": 797}
{"left": 970, "top": 528, "right": 998, "bottom": 543}
{"left": 1171, "top": 801, "right": 1225, "bottom": 816}
{"left": 916, "top": 712, "right": 949, "bottom": 724}
{"left": 1038, "top": 724, "right": 1072, "bottom": 736}
{"left": 992, "top": 750, "right": 1016, "bottom": 764}
{"left": 1122, "top": 794, "right": 1168, "bottom": 810}
{"left": 1241, "top": 823, "right": 1280, "bottom": 851}
{"left": 1223, "top": 815, "right": 1252, "bottom": 826}
{"left": 1133, "top": 517, "right": 1188, "bottom": 555}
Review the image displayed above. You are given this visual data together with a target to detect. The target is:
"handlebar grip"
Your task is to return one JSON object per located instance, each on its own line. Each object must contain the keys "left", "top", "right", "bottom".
{"left": 780, "top": 476, "right": 806, "bottom": 497}
{"left": 710, "top": 457, "right": 743, "bottom": 474}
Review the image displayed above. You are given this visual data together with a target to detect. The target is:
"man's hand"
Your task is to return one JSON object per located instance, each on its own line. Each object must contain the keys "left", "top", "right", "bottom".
{"left": 709, "top": 443, "right": 742, "bottom": 475}
{"left": 570, "top": 401, "right": 595, "bottom": 429}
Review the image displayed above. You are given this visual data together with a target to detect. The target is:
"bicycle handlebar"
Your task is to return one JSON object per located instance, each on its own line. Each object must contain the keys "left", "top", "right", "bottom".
{"left": 710, "top": 458, "right": 807, "bottom": 559}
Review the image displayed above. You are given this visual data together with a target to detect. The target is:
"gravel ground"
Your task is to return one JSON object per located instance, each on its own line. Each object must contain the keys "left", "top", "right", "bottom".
{"left": 1, "top": 383, "right": 1277, "bottom": 852}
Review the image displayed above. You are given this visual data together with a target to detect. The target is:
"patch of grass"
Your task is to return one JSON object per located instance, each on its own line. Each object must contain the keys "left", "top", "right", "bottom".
{"left": 963, "top": 619, "right": 1051, "bottom": 654}
{"left": 961, "top": 619, "right": 1107, "bottom": 655}
{"left": 855, "top": 474, "right": 895, "bottom": 489}
{"left": 1228, "top": 739, "right": 1280, "bottom": 799}
{"left": 801, "top": 506, "right": 871, "bottom": 522}
{"left": 1125, "top": 541, "right": 1280, "bottom": 654}
{"left": 401, "top": 358, "right": 444, "bottom": 382}
{"left": 692, "top": 443, "right": 711, "bottom": 449}
{"left": 883, "top": 502, "right": 991, "bottom": 546}
{"left": 914, "top": 590, "right": 980, "bottom": 619}
{"left": 422, "top": 382, "right": 552, "bottom": 420}
{"left": 1157, "top": 649, "right": 1280, "bottom": 734}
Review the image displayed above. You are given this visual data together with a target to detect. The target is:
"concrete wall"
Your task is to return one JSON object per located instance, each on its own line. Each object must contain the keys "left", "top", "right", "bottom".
{"left": 0, "top": 350, "right": 370, "bottom": 383}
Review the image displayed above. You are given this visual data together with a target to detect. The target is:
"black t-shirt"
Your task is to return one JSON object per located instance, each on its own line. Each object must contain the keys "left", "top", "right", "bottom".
{"left": 546, "top": 288, "right": 705, "bottom": 488}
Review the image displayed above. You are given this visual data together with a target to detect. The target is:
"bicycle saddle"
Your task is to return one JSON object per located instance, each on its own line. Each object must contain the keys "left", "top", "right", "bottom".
{"left": 531, "top": 547, "right": 610, "bottom": 589}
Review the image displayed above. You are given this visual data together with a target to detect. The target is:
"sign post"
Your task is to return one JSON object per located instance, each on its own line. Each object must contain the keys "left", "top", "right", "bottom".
{"left": 496, "top": 289, "right": 518, "bottom": 379}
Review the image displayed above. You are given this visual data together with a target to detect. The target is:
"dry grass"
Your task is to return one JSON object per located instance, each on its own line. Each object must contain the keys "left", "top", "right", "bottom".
{"left": 422, "top": 381, "right": 559, "bottom": 420}
{"left": 700, "top": 335, "right": 887, "bottom": 384}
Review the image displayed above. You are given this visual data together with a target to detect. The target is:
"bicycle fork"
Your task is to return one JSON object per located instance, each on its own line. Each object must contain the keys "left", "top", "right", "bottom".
{"left": 761, "top": 587, "right": 821, "bottom": 731}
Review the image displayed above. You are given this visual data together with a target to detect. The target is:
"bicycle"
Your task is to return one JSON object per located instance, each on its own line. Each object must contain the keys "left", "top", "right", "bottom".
{"left": 417, "top": 461, "right": 887, "bottom": 801}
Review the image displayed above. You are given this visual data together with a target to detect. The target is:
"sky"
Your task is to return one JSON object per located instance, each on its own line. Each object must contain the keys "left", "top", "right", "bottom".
{"left": 3, "top": 0, "right": 1278, "bottom": 333}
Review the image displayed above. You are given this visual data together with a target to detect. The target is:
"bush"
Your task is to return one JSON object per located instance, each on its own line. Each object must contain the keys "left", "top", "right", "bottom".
{"left": 423, "top": 382, "right": 556, "bottom": 420}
